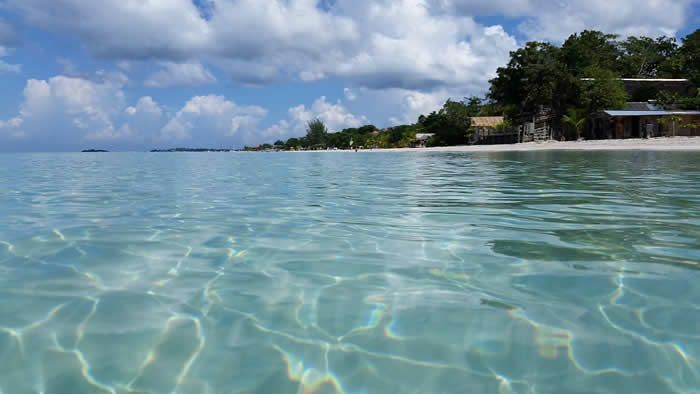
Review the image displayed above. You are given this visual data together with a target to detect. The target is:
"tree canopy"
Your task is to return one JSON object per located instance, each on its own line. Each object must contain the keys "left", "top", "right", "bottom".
{"left": 681, "top": 29, "right": 700, "bottom": 86}
{"left": 561, "top": 30, "right": 620, "bottom": 76}
{"left": 305, "top": 119, "right": 328, "bottom": 147}
{"left": 618, "top": 36, "right": 681, "bottom": 78}
{"left": 420, "top": 99, "right": 472, "bottom": 146}
{"left": 488, "top": 28, "right": 699, "bottom": 134}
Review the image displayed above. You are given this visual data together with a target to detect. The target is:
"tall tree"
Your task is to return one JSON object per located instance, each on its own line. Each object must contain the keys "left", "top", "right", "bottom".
{"left": 464, "top": 96, "right": 483, "bottom": 117}
{"left": 579, "top": 66, "right": 628, "bottom": 113}
{"left": 305, "top": 119, "right": 328, "bottom": 147}
{"left": 561, "top": 30, "right": 621, "bottom": 76}
{"left": 680, "top": 29, "right": 700, "bottom": 86}
{"left": 489, "top": 41, "right": 564, "bottom": 118}
{"left": 619, "top": 36, "right": 680, "bottom": 78}
{"left": 421, "top": 100, "right": 472, "bottom": 146}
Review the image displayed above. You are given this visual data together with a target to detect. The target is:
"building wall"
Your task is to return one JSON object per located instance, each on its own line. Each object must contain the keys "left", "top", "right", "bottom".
{"left": 621, "top": 116, "right": 659, "bottom": 138}
{"left": 473, "top": 127, "right": 519, "bottom": 145}
{"left": 595, "top": 114, "right": 700, "bottom": 139}
{"left": 668, "top": 115, "right": 700, "bottom": 137}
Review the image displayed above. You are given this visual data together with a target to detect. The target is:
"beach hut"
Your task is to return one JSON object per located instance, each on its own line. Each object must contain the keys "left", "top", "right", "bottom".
{"left": 415, "top": 133, "right": 435, "bottom": 148}
{"left": 589, "top": 102, "right": 700, "bottom": 139}
{"left": 470, "top": 116, "right": 519, "bottom": 145}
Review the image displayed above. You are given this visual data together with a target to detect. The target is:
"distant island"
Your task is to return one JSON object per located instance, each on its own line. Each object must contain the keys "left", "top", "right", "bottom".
{"left": 81, "top": 149, "right": 109, "bottom": 152}
{"left": 150, "top": 148, "right": 235, "bottom": 152}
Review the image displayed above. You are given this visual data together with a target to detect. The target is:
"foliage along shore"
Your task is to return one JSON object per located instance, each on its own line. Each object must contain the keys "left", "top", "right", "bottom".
{"left": 245, "top": 28, "right": 700, "bottom": 152}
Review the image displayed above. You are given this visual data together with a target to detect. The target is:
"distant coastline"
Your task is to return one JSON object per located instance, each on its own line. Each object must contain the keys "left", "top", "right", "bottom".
{"left": 283, "top": 137, "right": 700, "bottom": 153}
{"left": 150, "top": 148, "right": 235, "bottom": 152}
{"left": 84, "top": 137, "right": 700, "bottom": 154}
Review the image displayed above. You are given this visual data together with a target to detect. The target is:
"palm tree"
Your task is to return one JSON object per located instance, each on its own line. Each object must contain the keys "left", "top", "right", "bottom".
{"left": 562, "top": 108, "right": 586, "bottom": 140}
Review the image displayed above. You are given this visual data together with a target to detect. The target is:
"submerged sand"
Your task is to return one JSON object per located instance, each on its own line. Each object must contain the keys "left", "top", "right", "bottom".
{"left": 292, "top": 137, "right": 700, "bottom": 153}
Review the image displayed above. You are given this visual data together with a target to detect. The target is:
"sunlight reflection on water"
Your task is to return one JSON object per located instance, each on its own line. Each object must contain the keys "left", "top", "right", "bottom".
{"left": 0, "top": 151, "right": 699, "bottom": 393}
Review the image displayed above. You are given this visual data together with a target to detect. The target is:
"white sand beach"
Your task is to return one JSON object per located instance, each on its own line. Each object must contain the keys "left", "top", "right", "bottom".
{"left": 292, "top": 137, "right": 700, "bottom": 153}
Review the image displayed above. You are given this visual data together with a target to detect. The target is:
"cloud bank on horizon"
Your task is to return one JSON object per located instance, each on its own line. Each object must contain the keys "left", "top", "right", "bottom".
{"left": 0, "top": 0, "right": 698, "bottom": 151}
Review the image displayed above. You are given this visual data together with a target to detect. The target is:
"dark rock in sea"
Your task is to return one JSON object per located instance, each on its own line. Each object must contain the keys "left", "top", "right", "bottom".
{"left": 81, "top": 149, "right": 109, "bottom": 152}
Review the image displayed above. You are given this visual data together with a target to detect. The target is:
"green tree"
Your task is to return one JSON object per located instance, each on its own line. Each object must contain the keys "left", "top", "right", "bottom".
{"left": 680, "top": 29, "right": 700, "bottom": 85}
{"left": 326, "top": 132, "right": 352, "bottom": 149}
{"left": 298, "top": 136, "right": 309, "bottom": 148}
{"left": 479, "top": 101, "right": 508, "bottom": 117}
{"left": 489, "top": 41, "right": 568, "bottom": 119}
{"left": 305, "top": 119, "right": 328, "bottom": 147}
{"left": 561, "top": 30, "right": 621, "bottom": 75}
{"left": 274, "top": 140, "right": 284, "bottom": 146}
{"left": 357, "top": 125, "right": 378, "bottom": 134}
{"left": 658, "top": 115, "right": 684, "bottom": 137}
{"left": 679, "top": 90, "right": 700, "bottom": 110}
{"left": 387, "top": 125, "right": 419, "bottom": 146}
{"left": 656, "top": 89, "right": 700, "bottom": 110}
{"left": 656, "top": 90, "right": 680, "bottom": 108}
{"left": 579, "top": 66, "right": 627, "bottom": 113}
{"left": 421, "top": 99, "right": 472, "bottom": 146}
{"left": 284, "top": 137, "right": 300, "bottom": 150}
{"left": 619, "top": 36, "right": 680, "bottom": 78}
{"left": 464, "top": 96, "right": 483, "bottom": 116}
{"left": 561, "top": 108, "right": 586, "bottom": 140}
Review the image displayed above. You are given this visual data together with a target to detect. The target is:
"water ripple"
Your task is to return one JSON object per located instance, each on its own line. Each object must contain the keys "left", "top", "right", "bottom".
{"left": 0, "top": 151, "right": 698, "bottom": 393}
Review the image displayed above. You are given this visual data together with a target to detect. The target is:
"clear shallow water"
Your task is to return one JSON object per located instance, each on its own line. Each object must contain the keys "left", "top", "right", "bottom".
{"left": 0, "top": 151, "right": 699, "bottom": 394}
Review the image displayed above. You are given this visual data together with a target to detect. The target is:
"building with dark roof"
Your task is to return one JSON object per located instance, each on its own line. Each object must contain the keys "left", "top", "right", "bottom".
{"left": 589, "top": 101, "right": 700, "bottom": 139}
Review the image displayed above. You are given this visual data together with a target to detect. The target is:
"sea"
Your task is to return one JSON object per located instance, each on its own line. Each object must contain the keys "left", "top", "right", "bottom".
{"left": 0, "top": 151, "right": 699, "bottom": 394}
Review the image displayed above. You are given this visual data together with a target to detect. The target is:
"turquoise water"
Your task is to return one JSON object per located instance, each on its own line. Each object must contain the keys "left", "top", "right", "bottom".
{"left": 0, "top": 151, "right": 699, "bottom": 394}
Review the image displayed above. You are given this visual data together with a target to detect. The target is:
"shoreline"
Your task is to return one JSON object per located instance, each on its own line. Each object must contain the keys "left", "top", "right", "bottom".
{"left": 287, "top": 137, "right": 700, "bottom": 153}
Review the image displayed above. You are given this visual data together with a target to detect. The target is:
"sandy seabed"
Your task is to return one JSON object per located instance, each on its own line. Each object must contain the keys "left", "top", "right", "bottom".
{"left": 290, "top": 137, "right": 700, "bottom": 153}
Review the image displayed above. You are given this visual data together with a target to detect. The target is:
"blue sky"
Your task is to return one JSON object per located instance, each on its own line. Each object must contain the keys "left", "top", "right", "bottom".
{"left": 0, "top": 0, "right": 698, "bottom": 151}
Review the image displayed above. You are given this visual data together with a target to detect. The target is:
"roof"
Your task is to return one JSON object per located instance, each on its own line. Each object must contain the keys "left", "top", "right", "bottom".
{"left": 415, "top": 133, "right": 435, "bottom": 140}
{"left": 620, "top": 78, "right": 690, "bottom": 82}
{"left": 604, "top": 110, "right": 700, "bottom": 117}
{"left": 604, "top": 111, "right": 670, "bottom": 116}
{"left": 470, "top": 116, "right": 504, "bottom": 127}
{"left": 671, "top": 111, "right": 700, "bottom": 115}
{"left": 580, "top": 78, "right": 690, "bottom": 82}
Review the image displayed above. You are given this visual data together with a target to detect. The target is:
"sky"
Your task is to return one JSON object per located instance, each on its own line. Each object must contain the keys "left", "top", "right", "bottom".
{"left": 0, "top": 0, "right": 699, "bottom": 151}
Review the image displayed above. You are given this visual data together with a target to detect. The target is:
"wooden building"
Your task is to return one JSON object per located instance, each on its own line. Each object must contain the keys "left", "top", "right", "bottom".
{"left": 469, "top": 116, "right": 519, "bottom": 144}
{"left": 589, "top": 102, "right": 700, "bottom": 139}
{"left": 415, "top": 133, "right": 435, "bottom": 148}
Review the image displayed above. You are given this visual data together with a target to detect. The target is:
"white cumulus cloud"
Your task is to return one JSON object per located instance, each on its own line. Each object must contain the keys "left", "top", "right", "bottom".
{"left": 6, "top": 0, "right": 698, "bottom": 92}
{"left": 125, "top": 96, "right": 162, "bottom": 117}
{"left": 160, "top": 95, "right": 268, "bottom": 145}
{"left": 442, "top": 0, "right": 695, "bottom": 42}
{"left": 265, "top": 96, "right": 369, "bottom": 140}
{"left": 0, "top": 72, "right": 166, "bottom": 150}
{"left": 6, "top": 0, "right": 516, "bottom": 91}
{"left": 16, "top": 72, "right": 128, "bottom": 142}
